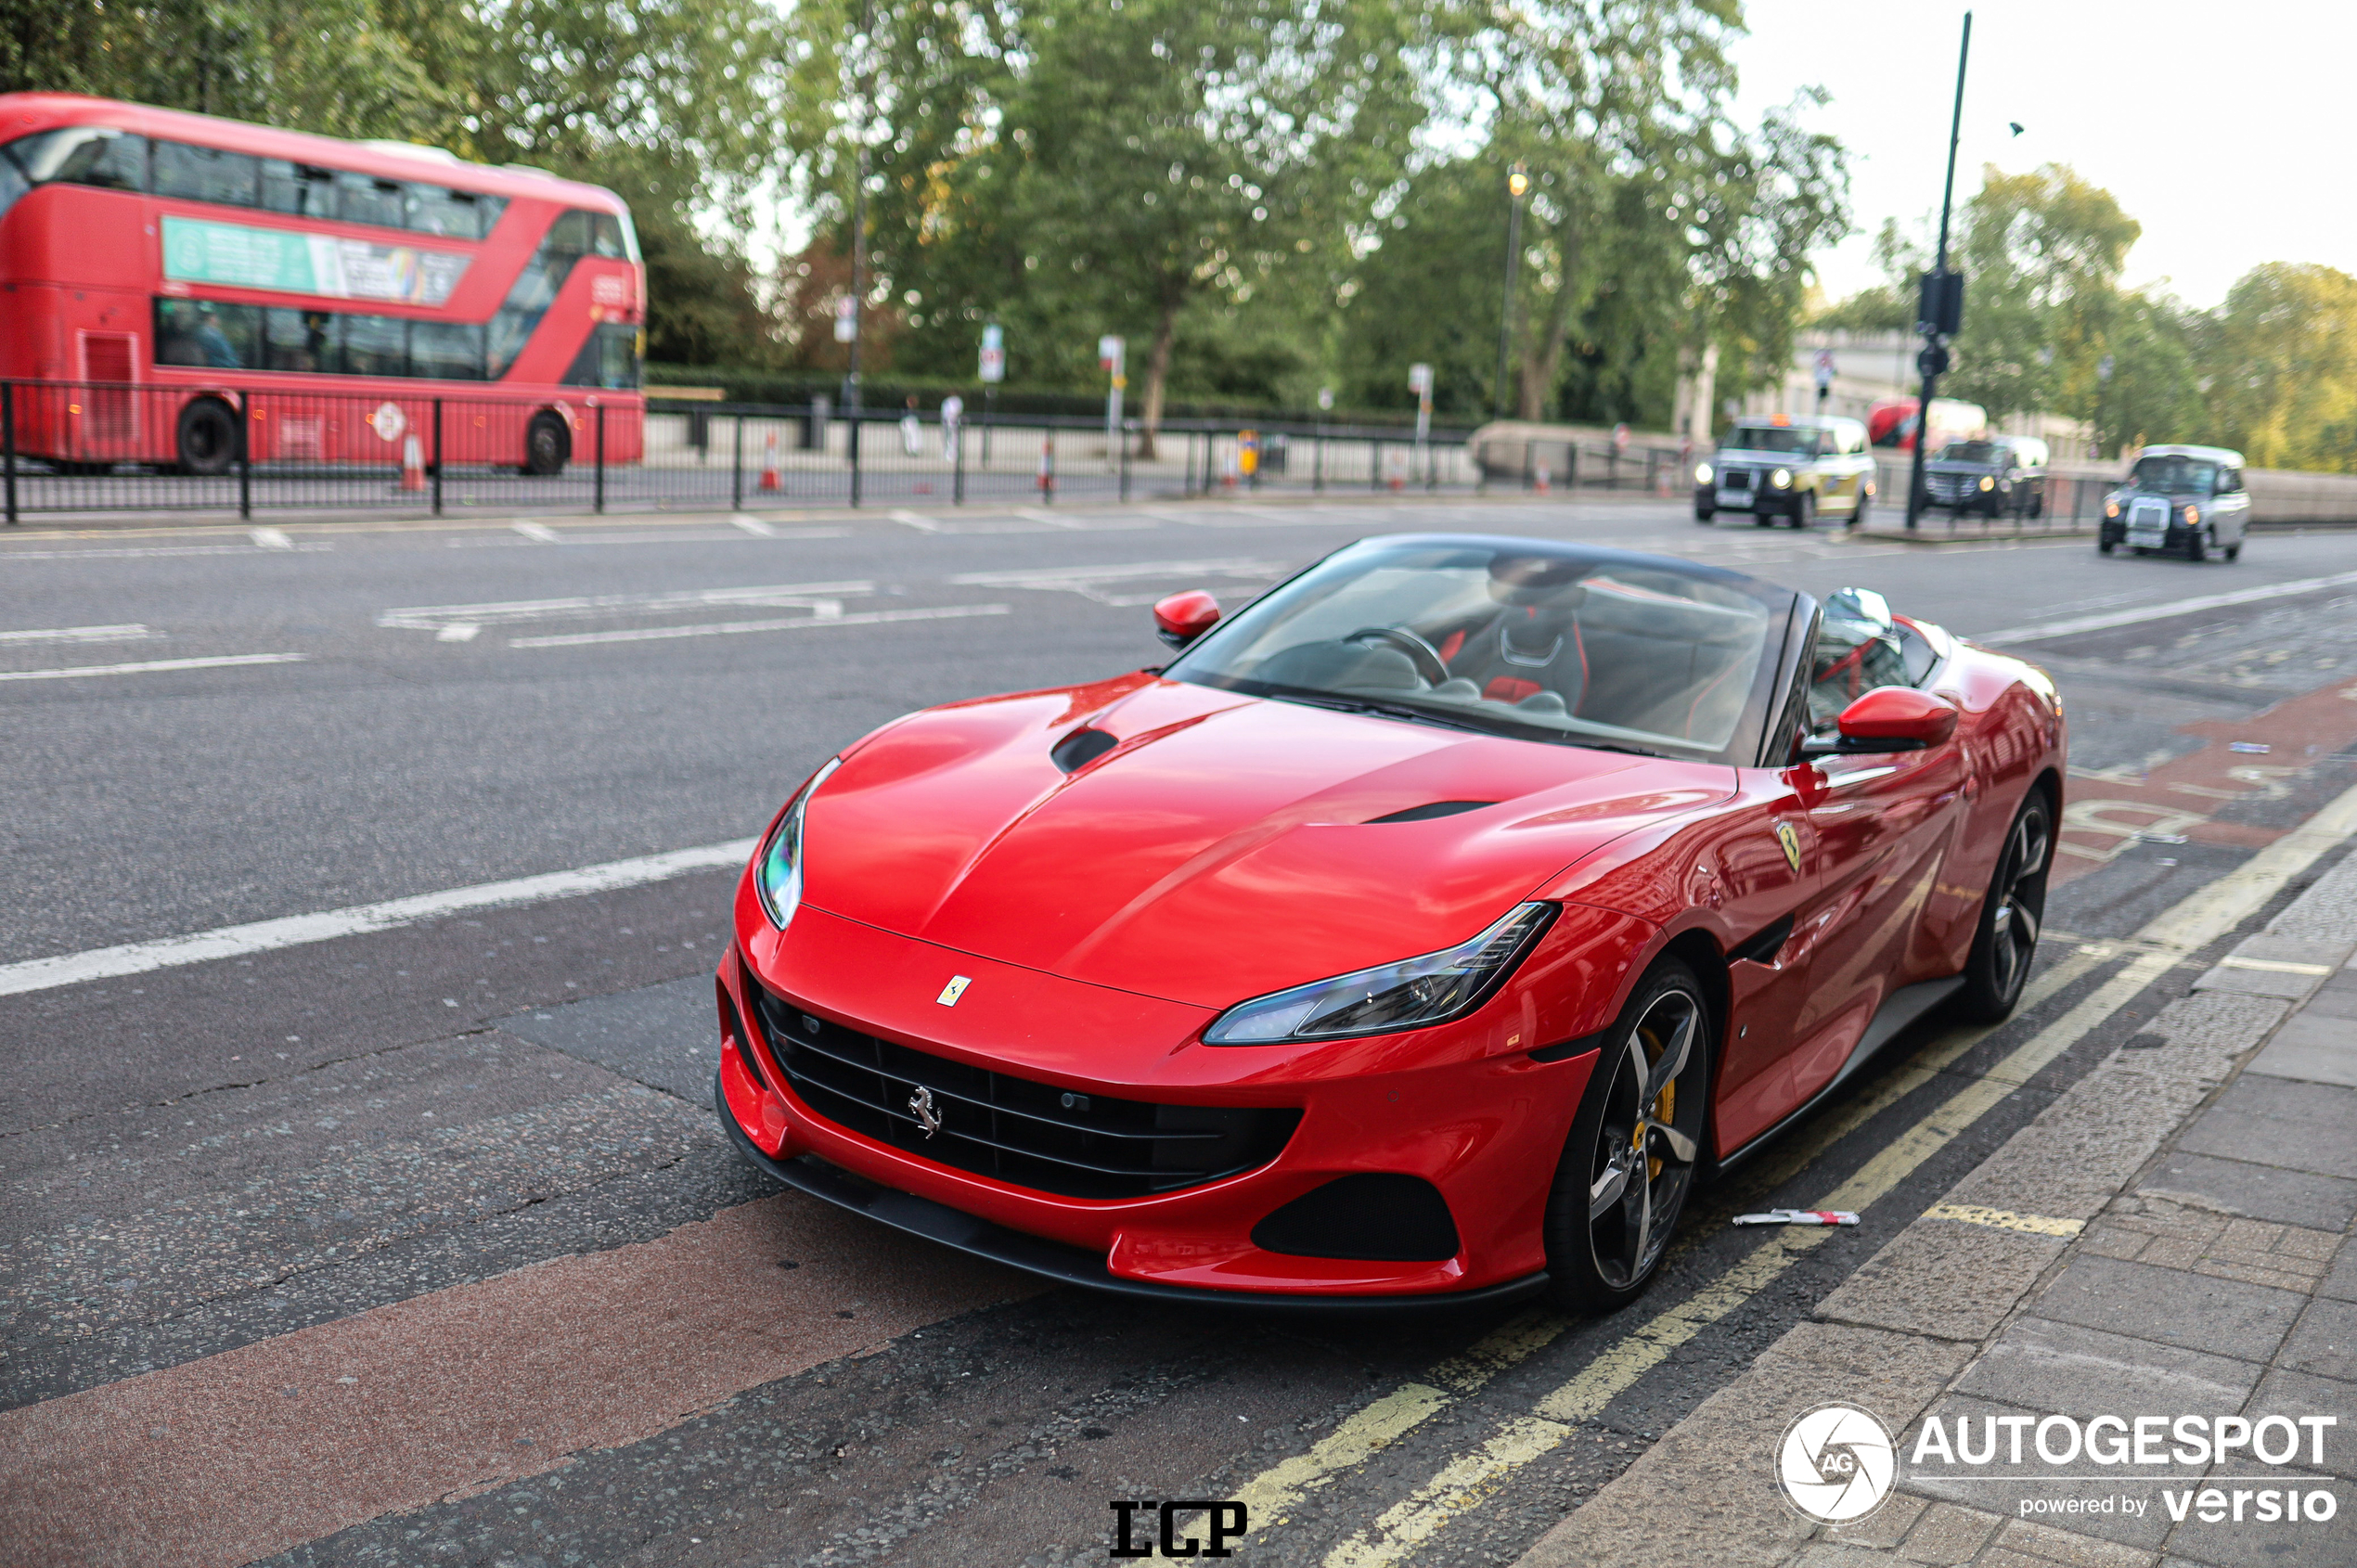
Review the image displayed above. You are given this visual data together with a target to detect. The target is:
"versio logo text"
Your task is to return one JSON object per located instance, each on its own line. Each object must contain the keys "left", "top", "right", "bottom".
{"left": 1109, "top": 1500, "right": 1247, "bottom": 1558}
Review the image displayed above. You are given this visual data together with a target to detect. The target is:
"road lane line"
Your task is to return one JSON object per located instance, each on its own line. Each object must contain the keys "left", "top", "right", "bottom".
{"left": 889, "top": 508, "right": 944, "bottom": 532}
{"left": 0, "top": 543, "right": 334, "bottom": 560}
{"left": 1975, "top": 569, "right": 2357, "bottom": 644}
{"left": 1921, "top": 1202, "right": 2084, "bottom": 1237}
{"left": 511, "top": 521, "right": 562, "bottom": 543}
{"left": 0, "top": 838, "right": 755, "bottom": 998}
{"left": 378, "top": 582, "right": 877, "bottom": 634}
{"left": 0, "top": 623, "right": 152, "bottom": 644}
{"left": 250, "top": 527, "right": 294, "bottom": 548}
{"left": 0, "top": 652, "right": 305, "bottom": 683}
{"left": 730, "top": 514, "right": 778, "bottom": 536}
{"left": 507, "top": 602, "right": 1010, "bottom": 648}
{"left": 0, "top": 1194, "right": 1035, "bottom": 1568}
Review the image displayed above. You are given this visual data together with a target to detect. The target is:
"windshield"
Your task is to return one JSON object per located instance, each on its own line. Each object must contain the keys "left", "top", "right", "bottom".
{"left": 1720, "top": 427, "right": 1820, "bottom": 456}
{"left": 1166, "top": 537, "right": 1793, "bottom": 764}
{"left": 2130, "top": 456, "right": 2219, "bottom": 495}
{"left": 1937, "top": 441, "right": 2002, "bottom": 463}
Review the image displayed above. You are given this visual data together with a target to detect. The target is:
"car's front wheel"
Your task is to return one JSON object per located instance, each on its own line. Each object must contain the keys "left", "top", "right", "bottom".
{"left": 1955, "top": 791, "right": 2053, "bottom": 1022}
{"left": 1694, "top": 502, "right": 1715, "bottom": 523}
{"left": 1542, "top": 958, "right": 1713, "bottom": 1313}
{"left": 1790, "top": 491, "right": 1816, "bottom": 530}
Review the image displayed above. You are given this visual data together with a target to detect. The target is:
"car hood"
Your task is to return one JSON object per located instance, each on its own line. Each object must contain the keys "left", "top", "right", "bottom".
{"left": 799, "top": 676, "right": 1734, "bottom": 1008}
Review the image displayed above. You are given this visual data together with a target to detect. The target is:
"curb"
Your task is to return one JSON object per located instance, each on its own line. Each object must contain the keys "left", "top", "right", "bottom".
{"left": 1509, "top": 786, "right": 2357, "bottom": 1568}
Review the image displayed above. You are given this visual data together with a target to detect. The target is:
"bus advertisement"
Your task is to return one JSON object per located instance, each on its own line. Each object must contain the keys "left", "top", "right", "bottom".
{"left": 0, "top": 93, "right": 644, "bottom": 478}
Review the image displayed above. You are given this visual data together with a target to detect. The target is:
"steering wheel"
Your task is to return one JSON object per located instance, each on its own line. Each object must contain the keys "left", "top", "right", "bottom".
{"left": 1344, "top": 625, "right": 1449, "bottom": 687}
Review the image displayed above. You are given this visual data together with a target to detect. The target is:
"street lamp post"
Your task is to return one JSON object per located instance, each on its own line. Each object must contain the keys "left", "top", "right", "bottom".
{"left": 1494, "top": 162, "right": 1528, "bottom": 419}
{"left": 1904, "top": 12, "right": 1974, "bottom": 533}
{"left": 2093, "top": 353, "right": 2114, "bottom": 458}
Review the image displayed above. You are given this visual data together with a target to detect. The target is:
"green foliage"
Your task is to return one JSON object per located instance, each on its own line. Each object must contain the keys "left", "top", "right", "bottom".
{"left": 1945, "top": 163, "right": 2141, "bottom": 422}
{"left": 2204, "top": 263, "right": 2357, "bottom": 472}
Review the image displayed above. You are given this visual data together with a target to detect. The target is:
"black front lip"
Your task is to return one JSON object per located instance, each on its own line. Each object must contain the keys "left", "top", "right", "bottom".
{"left": 713, "top": 1073, "right": 1548, "bottom": 1314}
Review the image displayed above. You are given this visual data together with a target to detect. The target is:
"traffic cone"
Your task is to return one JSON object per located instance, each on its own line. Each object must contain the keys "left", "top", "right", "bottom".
{"left": 1037, "top": 433, "right": 1055, "bottom": 496}
{"left": 400, "top": 433, "right": 426, "bottom": 491}
{"left": 759, "top": 429, "right": 781, "bottom": 492}
{"left": 1533, "top": 464, "right": 1552, "bottom": 495}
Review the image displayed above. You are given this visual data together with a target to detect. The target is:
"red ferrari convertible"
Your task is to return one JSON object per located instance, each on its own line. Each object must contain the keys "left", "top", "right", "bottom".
{"left": 715, "top": 535, "right": 2064, "bottom": 1309}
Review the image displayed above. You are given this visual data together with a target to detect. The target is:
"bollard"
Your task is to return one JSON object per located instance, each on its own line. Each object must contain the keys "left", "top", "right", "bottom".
{"left": 400, "top": 433, "right": 426, "bottom": 492}
{"left": 759, "top": 428, "right": 781, "bottom": 492}
{"left": 1038, "top": 432, "right": 1056, "bottom": 500}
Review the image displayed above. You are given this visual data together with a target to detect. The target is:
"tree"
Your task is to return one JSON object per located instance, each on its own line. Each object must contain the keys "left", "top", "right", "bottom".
{"left": 1945, "top": 163, "right": 2141, "bottom": 421}
{"left": 2203, "top": 263, "right": 2357, "bottom": 472}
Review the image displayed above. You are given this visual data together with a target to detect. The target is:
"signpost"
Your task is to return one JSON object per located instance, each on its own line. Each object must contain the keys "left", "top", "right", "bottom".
{"left": 1409, "top": 364, "right": 1434, "bottom": 490}
{"left": 979, "top": 324, "right": 1004, "bottom": 462}
{"left": 1814, "top": 348, "right": 1835, "bottom": 411}
{"left": 1099, "top": 335, "right": 1126, "bottom": 468}
{"left": 1904, "top": 12, "right": 1974, "bottom": 532}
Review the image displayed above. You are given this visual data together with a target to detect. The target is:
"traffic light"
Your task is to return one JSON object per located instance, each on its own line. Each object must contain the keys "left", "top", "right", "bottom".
{"left": 1916, "top": 269, "right": 1964, "bottom": 337}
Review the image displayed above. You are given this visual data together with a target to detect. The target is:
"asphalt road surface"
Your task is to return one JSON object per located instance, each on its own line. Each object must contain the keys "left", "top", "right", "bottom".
{"left": 6, "top": 496, "right": 2356, "bottom": 1567}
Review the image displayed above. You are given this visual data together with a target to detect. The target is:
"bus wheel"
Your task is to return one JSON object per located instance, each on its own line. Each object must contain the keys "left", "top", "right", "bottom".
{"left": 176, "top": 398, "right": 241, "bottom": 477}
{"left": 523, "top": 413, "right": 570, "bottom": 476}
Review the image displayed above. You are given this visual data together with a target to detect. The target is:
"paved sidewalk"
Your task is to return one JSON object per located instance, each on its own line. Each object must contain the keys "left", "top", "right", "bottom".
{"left": 1513, "top": 842, "right": 2357, "bottom": 1567}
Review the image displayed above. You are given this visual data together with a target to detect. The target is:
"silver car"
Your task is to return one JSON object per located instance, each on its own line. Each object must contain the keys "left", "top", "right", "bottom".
{"left": 1694, "top": 416, "right": 1876, "bottom": 529}
{"left": 2097, "top": 444, "right": 2250, "bottom": 562}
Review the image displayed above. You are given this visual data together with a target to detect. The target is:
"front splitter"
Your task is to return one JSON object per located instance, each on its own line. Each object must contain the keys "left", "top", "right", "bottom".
{"left": 713, "top": 1073, "right": 1549, "bottom": 1315}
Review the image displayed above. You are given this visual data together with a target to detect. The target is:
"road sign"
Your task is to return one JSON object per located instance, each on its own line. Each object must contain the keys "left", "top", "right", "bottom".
{"left": 1408, "top": 363, "right": 1433, "bottom": 394}
{"left": 369, "top": 402, "right": 406, "bottom": 443}
{"left": 979, "top": 324, "right": 1005, "bottom": 384}
{"left": 1099, "top": 335, "right": 1125, "bottom": 372}
{"left": 1814, "top": 349, "right": 1835, "bottom": 393}
{"left": 1613, "top": 422, "right": 1630, "bottom": 453}
{"left": 833, "top": 295, "right": 857, "bottom": 344}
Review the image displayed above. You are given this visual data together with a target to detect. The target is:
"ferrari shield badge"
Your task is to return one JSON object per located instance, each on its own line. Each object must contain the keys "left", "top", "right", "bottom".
{"left": 936, "top": 975, "right": 972, "bottom": 1007}
{"left": 1774, "top": 822, "right": 1803, "bottom": 874}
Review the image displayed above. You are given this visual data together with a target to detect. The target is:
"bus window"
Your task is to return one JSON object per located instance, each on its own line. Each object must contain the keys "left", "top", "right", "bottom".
{"left": 333, "top": 170, "right": 407, "bottom": 228}
{"left": 0, "top": 151, "right": 24, "bottom": 224}
{"left": 344, "top": 315, "right": 407, "bottom": 376}
{"left": 544, "top": 210, "right": 593, "bottom": 256}
{"left": 406, "top": 185, "right": 504, "bottom": 240}
{"left": 265, "top": 308, "right": 338, "bottom": 373}
{"left": 5, "top": 126, "right": 147, "bottom": 190}
{"left": 154, "top": 141, "right": 260, "bottom": 206}
{"left": 153, "top": 299, "right": 261, "bottom": 368}
{"left": 261, "top": 159, "right": 336, "bottom": 218}
{"left": 410, "top": 320, "right": 485, "bottom": 380}
{"left": 588, "top": 213, "right": 627, "bottom": 258}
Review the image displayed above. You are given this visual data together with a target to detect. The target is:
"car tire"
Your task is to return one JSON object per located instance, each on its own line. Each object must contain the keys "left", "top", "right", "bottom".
{"left": 1540, "top": 957, "right": 1714, "bottom": 1314}
{"left": 2187, "top": 526, "right": 2207, "bottom": 563}
{"left": 1790, "top": 492, "right": 1815, "bottom": 529}
{"left": 2225, "top": 540, "right": 2242, "bottom": 561}
{"left": 1754, "top": 512, "right": 1774, "bottom": 527}
{"left": 1694, "top": 504, "right": 1715, "bottom": 523}
{"left": 1849, "top": 489, "right": 1869, "bottom": 529}
{"left": 1954, "top": 790, "right": 2053, "bottom": 1023}
{"left": 176, "top": 397, "right": 241, "bottom": 477}
{"left": 522, "top": 412, "right": 569, "bottom": 476}
{"left": 2097, "top": 538, "right": 2115, "bottom": 555}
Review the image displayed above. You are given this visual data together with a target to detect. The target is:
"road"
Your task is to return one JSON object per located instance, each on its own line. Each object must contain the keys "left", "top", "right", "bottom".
{"left": 4, "top": 496, "right": 2354, "bottom": 1566}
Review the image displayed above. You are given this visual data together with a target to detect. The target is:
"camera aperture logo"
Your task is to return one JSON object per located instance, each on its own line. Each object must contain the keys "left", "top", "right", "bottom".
{"left": 1779, "top": 1403, "right": 1897, "bottom": 1523}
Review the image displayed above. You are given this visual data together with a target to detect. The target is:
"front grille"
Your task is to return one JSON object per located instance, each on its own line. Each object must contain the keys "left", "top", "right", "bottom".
{"left": 748, "top": 983, "right": 1301, "bottom": 1200}
{"left": 2128, "top": 498, "right": 2170, "bottom": 532}
{"left": 1722, "top": 468, "right": 1754, "bottom": 491}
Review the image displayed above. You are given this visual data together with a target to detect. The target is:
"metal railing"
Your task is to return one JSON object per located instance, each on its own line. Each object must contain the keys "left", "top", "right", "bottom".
{"left": 0, "top": 379, "right": 1499, "bottom": 522}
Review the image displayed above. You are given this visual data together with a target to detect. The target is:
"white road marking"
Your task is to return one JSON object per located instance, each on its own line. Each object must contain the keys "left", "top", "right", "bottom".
{"left": 509, "top": 602, "right": 1011, "bottom": 648}
{"left": 511, "top": 521, "right": 563, "bottom": 544}
{"left": 0, "top": 544, "right": 335, "bottom": 560}
{"left": 0, "top": 839, "right": 757, "bottom": 998}
{"left": 950, "top": 558, "right": 1288, "bottom": 606}
{"left": 249, "top": 527, "right": 294, "bottom": 549}
{"left": 0, "top": 653, "right": 305, "bottom": 683}
{"left": 0, "top": 624, "right": 153, "bottom": 645}
{"left": 435, "top": 624, "right": 481, "bottom": 643}
{"left": 888, "top": 509, "right": 944, "bottom": 532}
{"left": 1975, "top": 569, "right": 2357, "bottom": 644}
{"left": 378, "top": 582, "right": 876, "bottom": 635}
{"left": 730, "top": 515, "right": 778, "bottom": 536}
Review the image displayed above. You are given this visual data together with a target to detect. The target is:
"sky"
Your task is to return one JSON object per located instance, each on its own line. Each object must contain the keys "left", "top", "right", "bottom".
{"left": 1727, "top": 0, "right": 2351, "bottom": 311}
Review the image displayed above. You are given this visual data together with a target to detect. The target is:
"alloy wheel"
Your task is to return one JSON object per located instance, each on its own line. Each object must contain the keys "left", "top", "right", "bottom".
{"left": 1585, "top": 986, "right": 1705, "bottom": 1290}
{"left": 1986, "top": 804, "right": 2050, "bottom": 1001}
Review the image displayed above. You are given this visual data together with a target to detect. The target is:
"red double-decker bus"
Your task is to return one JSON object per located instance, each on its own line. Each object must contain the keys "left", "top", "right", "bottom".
{"left": 0, "top": 93, "right": 644, "bottom": 475}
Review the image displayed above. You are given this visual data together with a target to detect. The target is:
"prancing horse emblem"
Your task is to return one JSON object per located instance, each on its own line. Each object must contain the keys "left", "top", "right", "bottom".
{"left": 1774, "top": 821, "right": 1803, "bottom": 874}
{"left": 908, "top": 1084, "right": 944, "bottom": 1137}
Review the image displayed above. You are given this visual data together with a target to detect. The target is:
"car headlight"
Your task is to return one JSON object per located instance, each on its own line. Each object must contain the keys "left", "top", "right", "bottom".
{"left": 1977, "top": 476, "right": 1995, "bottom": 492}
{"left": 1694, "top": 461, "right": 1713, "bottom": 484}
{"left": 2105, "top": 500, "right": 2120, "bottom": 519}
{"left": 1203, "top": 903, "right": 1557, "bottom": 1044}
{"left": 1770, "top": 468, "right": 1792, "bottom": 489}
{"left": 2183, "top": 505, "right": 2200, "bottom": 526}
{"left": 754, "top": 758, "right": 842, "bottom": 929}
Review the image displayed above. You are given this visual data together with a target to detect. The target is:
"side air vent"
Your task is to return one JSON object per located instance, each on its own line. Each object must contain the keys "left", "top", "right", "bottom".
{"left": 1050, "top": 727, "right": 1120, "bottom": 772}
{"left": 1250, "top": 1174, "right": 1462, "bottom": 1261}
{"left": 1365, "top": 800, "right": 1496, "bottom": 825}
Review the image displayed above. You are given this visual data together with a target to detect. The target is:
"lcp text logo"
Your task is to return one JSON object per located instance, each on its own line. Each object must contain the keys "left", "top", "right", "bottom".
{"left": 1778, "top": 1404, "right": 1898, "bottom": 1523}
{"left": 1110, "top": 1500, "right": 1248, "bottom": 1558}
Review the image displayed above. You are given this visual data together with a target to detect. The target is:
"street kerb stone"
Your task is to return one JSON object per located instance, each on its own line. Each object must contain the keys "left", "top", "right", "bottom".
{"left": 2025, "top": 1254, "right": 2309, "bottom": 1365}
{"left": 1951, "top": 1317, "right": 2261, "bottom": 1423}
{"left": 1813, "top": 1221, "right": 2068, "bottom": 1344}
{"left": 1509, "top": 1323, "right": 1968, "bottom": 1568}
{"left": 2241, "top": 1009, "right": 2357, "bottom": 1088}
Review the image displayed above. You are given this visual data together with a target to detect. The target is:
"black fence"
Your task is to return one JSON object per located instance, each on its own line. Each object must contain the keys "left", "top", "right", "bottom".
{"left": 0, "top": 379, "right": 1505, "bottom": 522}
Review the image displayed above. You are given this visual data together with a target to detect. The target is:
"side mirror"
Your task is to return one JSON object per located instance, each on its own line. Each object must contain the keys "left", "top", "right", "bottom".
{"left": 1804, "top": 688, "right": 1958, "bottom": 755}
{"left": 1153, "top": 590, "right": 1221, "bottom": 649}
